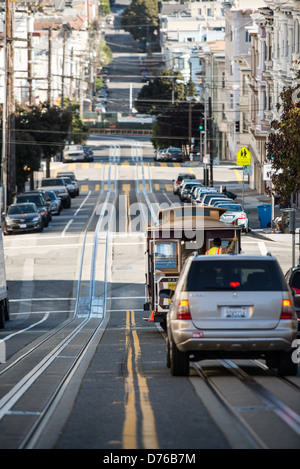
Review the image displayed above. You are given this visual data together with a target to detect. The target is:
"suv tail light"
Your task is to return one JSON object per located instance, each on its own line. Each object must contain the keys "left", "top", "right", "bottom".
{"left": 291, "top": 286, "right": 300, "bottom": 294}
{"left": 280, "top": 299, "right": 293, "bottom": 319}
{"left": 238, "top": 214, "right": 246, "bottom": 220}
{"left": 177, "top": 300, "right": 191, "bottom": 320}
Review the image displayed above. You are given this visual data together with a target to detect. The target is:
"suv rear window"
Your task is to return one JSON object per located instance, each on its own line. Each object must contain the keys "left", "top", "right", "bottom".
{"left": 185, "top": 260, "right": 286, "bottom": 292}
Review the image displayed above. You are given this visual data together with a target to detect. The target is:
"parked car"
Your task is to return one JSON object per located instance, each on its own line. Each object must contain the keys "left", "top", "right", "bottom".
{"left": 13, "top": 191, "right": 51, "bottom": 227}
{"left": 285, "top": 266, "right": 300, "bottom": 335}
{"left": 186, "top": 184, "right": 206, "bottom": 203}
{"left": 39, "top": 178, "right": 71, "bottom": 208}
{"left": 163, "top": 254, "right": 298, "bottom": 376}
{"left": 173, "top": 173, "right": 196, "bottom": 194}
{"left": 59, "top": 176, "right": 77, "bottom": 198}
{"left": 2, "top": 203, "right": 43, "bottom": 235}
{"left": 200, "top": 192, "right": 228, "bottom": 206}
{"left": 192, "top": 187, "right": 218, "bottom": 205}
{"left": 207, "top": 197, "right": 233, "bottom": 206}
{"left": 179, "top": 180, "right": 202, "bottom": 202}
{"left": 218, "top": 202, "right": 249, "bottom": 232}
{"left": 165, "top": 147, "right": 184, "bottom": 162}
{"left": 177, "top": 178, "right": 199, "bottom": 198}
{"left": 155, "top": 149, "right": 167, "bottom": 162}
{"left": 56, "top": 171, "right": 79, "bottom": 196}
{"left": 44, "top": 190, "right": 62, "bottom": 215}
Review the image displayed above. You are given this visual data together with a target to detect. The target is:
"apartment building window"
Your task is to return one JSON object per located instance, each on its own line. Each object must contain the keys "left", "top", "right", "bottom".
{"left": 245, "top": 30, "right": 251, "bottom": 43}
{"left": 198, "top": 8, "right": 202, "bottom": 15}
{"left": 242, "top": 113, "right": 248, "bottom": 133}
{"left": 222, "top": 72, "right": 225, "bottom": 88}
{"left": 222, "top": 103, "right": 226, "bottom": 120}
{"left": 230, "top": 93, "right": 234, "bottom": 109}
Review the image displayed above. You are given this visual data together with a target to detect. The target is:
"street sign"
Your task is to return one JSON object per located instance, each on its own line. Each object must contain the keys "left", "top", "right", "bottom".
{"left": 263, "top": 163, "right": 282, "bottom": 181}
{"left": 244, "top": 165, "right": 252, "bottom": 176}
{"left": 237, "top": 147, "right": 251, "bottom": 166}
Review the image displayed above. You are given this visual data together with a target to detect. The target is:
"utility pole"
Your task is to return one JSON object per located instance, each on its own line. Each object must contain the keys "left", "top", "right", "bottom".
{"left": 208, "top": 96, "right": 213, "bottom": 187}
{"left": 4, "top": 0, "right": 16, "bottom": 207}
{"left": 47, "top": 27, "right": 52, "bottom": 106}
{"left": 61, "top": 27, "right": 66, "bottom": 109}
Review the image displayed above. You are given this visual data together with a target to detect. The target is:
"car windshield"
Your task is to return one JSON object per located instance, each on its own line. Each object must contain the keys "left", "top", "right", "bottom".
{"left": 154, "top": 242, "right": 178, "bottom": 270}
{"left": 41, "top": 179, "right": 64, "bottom": 186}
{"left": 16, "top": 195, "right": 43, "bottom": 205}
{"left": 220, "top": 204, "right": 243, "bottom": 211}
{"left": 46, "top": 191, "right": 56, "bottom": 200}
{"left": 185, "top": 260, "right": 286, "bottom": 291}
{"left": 8, "top": 204, "right": 36, "bottom": 214}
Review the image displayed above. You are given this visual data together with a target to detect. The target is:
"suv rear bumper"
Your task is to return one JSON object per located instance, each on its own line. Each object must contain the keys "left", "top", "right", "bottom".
{"left": 172, "top": 323, "right": 297, "bottom": 353}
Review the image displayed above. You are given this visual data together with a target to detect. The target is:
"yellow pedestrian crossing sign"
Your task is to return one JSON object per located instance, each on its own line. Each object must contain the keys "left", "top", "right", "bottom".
{"left": 237, "top": 147, "right": 251, "bottom": 166}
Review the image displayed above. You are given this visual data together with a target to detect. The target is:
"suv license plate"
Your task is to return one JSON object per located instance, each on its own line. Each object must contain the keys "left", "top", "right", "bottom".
{"left": 225, "top": 307, "right": 247, "bottom": 318}
{"left": 19, "top": 224, "right": 27, "bottom": 228}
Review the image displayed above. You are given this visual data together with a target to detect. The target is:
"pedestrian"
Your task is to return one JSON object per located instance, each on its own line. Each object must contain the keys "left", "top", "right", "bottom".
{"left": 205, "top": 236, "right": 238, "bottom": 255}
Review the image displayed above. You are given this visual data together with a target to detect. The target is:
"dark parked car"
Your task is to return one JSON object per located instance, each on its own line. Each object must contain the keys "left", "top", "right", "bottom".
{"left": 13, "top": 191, "right": 51, "bottom": 227}
{"left": 165, "top": 147, "right": 184, "bottom": 162}
{"left": 2, "top": 203, "right": 43, "bottom": 235}
{"left": 285, "top": 266, "right": 300, "bottom": 335}
{"left": 44, "top": 190, "right": 62, "bottom": 215}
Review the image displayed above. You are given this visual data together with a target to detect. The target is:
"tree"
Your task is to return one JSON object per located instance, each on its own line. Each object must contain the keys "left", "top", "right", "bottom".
{"left": 15, "top": 131, "right": 41, "bottom": 192}
{"left": 16, "top": 103, "right": 72, "bottom": 178}
{"left": 121, "top": 0, "right": 158, "bottom": 45}
{"left": 135, "top": 69, "right": 188, "bottom": 115}
{"left": 266, "top": 75, "right": 300, "bottom": 199}
{"left": 151, "top": 101, "right": 204, "bottom": 153}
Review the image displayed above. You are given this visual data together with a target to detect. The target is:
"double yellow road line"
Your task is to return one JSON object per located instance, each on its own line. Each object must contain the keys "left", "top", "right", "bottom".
{"left": 123, "top": 310, "right": 159, "bottom": 449}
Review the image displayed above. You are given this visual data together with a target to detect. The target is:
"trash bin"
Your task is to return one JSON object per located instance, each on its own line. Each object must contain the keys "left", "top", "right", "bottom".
{"left": 280, "top": 208, "right": 296, "bottom": 233}
{"left": 257, "top": 204, "right": 271, "bottom": 229}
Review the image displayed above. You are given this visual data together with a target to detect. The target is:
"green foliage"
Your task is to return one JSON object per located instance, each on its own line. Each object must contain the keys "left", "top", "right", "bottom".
{"left": 98, "top": 0, "right": 111, "bottom": 16}
{"left": 266, "top": 76, "right": 300, "bottom": 198}
{"left": 151, "top": 101, "right": 204, "bottom": 150}
{"left": 135, "top": 69, "right": 188, "bottom": 115}
{"left": 121, "top": 0, "right": 158, "bottom": 43}
{"left": 98, "top": 39, "right": 113, "bottom": 66}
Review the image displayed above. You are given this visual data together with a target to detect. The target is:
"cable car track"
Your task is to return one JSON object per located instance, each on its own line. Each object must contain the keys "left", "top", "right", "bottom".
{"left": 192, "top": 359, "right": 300, "bottom": 449}
{"left": 0, "top": 158, "right": 117, "bottom": 449}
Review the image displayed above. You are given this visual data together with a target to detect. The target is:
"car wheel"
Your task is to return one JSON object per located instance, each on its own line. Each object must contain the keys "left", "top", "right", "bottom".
{"left": 38, "top": 224, "right": 44, "bottom": 233}
{"left": 276, "top": 349, "right": 298, "bottom": 376}
{"left": 170, "top": 335, "right": 189, "bottom": 376}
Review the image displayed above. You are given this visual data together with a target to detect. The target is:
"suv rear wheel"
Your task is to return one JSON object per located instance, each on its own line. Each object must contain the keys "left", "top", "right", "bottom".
{"left": 170, "top": 335, "right": 190, "bottom": 376}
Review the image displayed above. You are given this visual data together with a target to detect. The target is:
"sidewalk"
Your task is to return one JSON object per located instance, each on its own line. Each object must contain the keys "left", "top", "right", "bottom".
{"left": 230, "top": 182, "right": 300, "bottom": 244}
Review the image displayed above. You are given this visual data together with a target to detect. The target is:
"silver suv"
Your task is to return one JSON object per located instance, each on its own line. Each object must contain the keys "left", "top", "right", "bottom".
{"left": 164, "top": 254, "right": 298, "bottom": 376}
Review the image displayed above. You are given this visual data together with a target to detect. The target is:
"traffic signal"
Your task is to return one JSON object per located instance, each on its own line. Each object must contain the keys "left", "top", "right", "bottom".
{"left": 199, "top": 119, "right": 204, "bottom": 130}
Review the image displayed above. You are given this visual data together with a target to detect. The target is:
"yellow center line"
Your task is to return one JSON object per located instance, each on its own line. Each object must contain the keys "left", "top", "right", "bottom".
{"left": 122, "top": 311, "right": 159, "bottom": 449}
{"left": 233, "top": 168, "right": 242, "bottom": 184}
{"left": 123, "top": 311, "right": 137, "bottom": 449}
{"left": 131, "top": 310, "right": 159, "bottom": 450}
